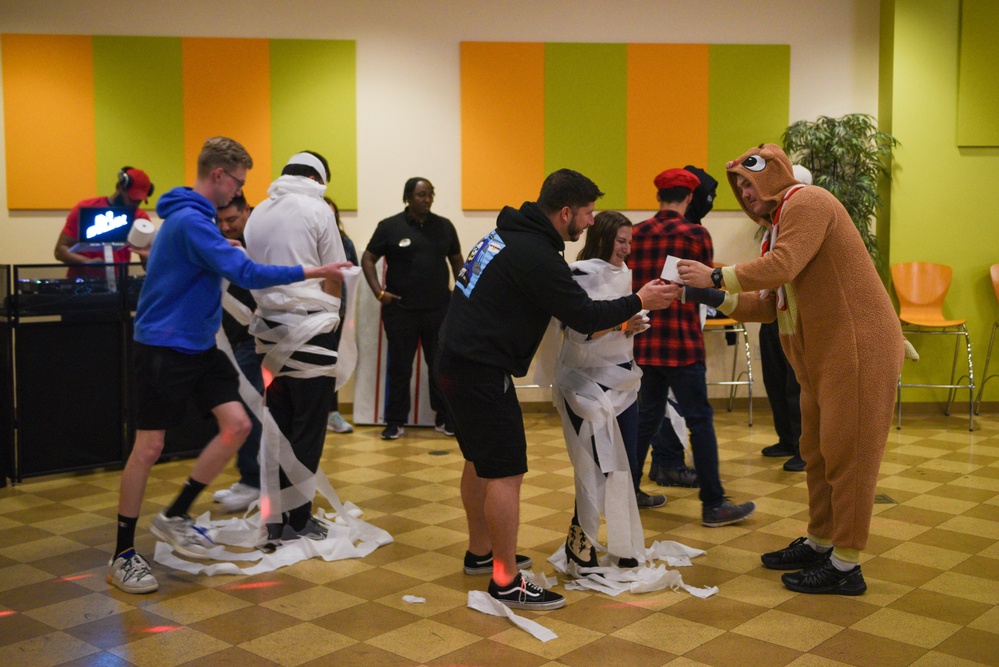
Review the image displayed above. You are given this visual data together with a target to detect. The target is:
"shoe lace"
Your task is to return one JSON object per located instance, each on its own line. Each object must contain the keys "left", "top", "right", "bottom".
{"left": 121, "top": 553, "right": 150, "bottom": 579}
{"left": 519, "top": 575, "right": 543, "bottom": 599}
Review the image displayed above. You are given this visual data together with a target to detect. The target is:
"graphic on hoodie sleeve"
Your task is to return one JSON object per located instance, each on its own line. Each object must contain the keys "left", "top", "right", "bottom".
{"left": 456, "top": 230, "right": 506, "bottom": 297}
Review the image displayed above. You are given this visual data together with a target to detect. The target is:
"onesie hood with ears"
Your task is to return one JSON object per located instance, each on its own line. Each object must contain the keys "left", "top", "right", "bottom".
{"left": 726, "top": 144, "right": 800, "bottom": 224}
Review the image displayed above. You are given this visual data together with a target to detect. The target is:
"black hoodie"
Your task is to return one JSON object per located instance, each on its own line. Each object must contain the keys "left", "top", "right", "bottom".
{"left": 439, "top": 201, "right": 641, "bottom": 376}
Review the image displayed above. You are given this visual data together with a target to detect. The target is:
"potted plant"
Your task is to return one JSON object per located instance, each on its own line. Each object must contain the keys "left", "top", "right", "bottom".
{"left": 782, "top": 113, "right": 898, "bottom": 275}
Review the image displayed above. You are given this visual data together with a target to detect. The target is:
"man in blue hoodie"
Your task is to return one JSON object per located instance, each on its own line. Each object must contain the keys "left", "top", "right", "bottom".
{"left": 109, "top": 136, "right": 352, "bottom": 595}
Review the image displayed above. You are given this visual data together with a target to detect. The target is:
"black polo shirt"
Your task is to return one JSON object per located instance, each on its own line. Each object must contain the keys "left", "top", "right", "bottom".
{"left": 366, "top": 209, "right": 461, "bottom": 310}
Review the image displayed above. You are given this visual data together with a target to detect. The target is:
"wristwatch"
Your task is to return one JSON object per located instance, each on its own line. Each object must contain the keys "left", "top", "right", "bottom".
{"left": 711, "top": 267, "right": 723, "bottom": 289}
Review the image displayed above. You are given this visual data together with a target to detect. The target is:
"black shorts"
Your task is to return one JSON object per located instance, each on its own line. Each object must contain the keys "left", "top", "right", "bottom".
{"left": 436, "top": 349, "right": 527, "bottom": 478}
{"left": 133, "top": 342, "right": 241, "bottom": 430}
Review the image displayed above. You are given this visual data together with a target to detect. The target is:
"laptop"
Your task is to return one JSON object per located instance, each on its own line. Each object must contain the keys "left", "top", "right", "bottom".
{"left": 69, "top": 206, "right": 136, "bottom": 252}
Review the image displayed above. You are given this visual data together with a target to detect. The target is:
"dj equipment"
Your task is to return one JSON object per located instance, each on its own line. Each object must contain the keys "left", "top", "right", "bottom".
{"left": 1, "top": 263, "right": 146, "bottom": 482}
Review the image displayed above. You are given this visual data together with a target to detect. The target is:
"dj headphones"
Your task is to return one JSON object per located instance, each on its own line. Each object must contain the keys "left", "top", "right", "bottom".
{"left": 118, "top": 166, "right": 155, "bottom": 199}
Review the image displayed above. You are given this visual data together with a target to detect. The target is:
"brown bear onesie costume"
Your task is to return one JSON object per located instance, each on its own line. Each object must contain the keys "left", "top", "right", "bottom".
{"left": 679, "top": 144, "right": 903, "bottom": 595}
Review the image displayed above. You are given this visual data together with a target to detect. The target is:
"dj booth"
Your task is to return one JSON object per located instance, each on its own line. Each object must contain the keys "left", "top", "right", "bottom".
{"left": 0, "top": 263, "right": 211, "bottom": 485}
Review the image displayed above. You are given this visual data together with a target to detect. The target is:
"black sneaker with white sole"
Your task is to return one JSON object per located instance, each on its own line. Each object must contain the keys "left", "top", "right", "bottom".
{"left": 488, "top": 572, "right": 565, "bottom": 610}
{"left": 761, "top": 537, "right": 830, "bottom": 570}
{"left": 381, "top": 424, "right": 404, "bottom": 440}
{"left": 463, "top": 550, "right": 533, "bottom": 575}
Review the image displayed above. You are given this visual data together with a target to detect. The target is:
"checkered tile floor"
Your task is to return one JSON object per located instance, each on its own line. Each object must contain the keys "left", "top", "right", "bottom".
{"left": 1, "top": 407, "right": 997, "bottom": 667}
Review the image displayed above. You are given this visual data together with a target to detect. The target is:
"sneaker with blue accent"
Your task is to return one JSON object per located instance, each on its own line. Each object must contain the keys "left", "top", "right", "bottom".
{"left": 150, "top": 512, "right": 215, "bottom": 559}
{"left": 327, "top": 411, "right": 354, "bottom": 433}
{"left": 107, "top": 549, "right": 158, "bottom": 594}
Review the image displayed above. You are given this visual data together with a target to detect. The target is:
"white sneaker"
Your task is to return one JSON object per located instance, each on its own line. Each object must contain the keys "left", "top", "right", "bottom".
{"left": 326, "top": 411, "right": 354, "bottom": 433}
{"left": 150, "top": 512, "right": 215, "bottom": 559}
{"left": 212, "top": 482, "right": 259, "bottom": 513}
{"left": 108, "top": 549, "right": 158, "bottom": 594}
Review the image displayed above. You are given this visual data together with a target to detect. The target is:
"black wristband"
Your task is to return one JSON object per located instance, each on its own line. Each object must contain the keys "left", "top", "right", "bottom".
{"left": 684, "top": 286, "right": 726, "bottom": 309}
{"left": 711, "top": 267, "right": 723, "bottom": 288}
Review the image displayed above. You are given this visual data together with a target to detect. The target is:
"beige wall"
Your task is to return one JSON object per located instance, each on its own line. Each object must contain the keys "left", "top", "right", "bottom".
{"left": 0, "top": 0, "right": 882, "bottom": 402}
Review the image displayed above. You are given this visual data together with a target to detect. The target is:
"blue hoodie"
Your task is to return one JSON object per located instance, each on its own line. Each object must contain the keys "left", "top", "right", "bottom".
{"left": 135, "top": 187, "right": 305, "bottom": 352}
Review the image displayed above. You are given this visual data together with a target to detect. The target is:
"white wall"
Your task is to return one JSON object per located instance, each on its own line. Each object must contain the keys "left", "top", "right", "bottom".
{"left": 0, "top": 0, "right": 882, "bottom": 401}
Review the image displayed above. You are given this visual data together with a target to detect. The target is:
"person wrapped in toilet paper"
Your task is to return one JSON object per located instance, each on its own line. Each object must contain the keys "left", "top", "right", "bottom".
{"left": 554, "top": 210, "right": 649, "bottom": 572}
{"left": 244, "top": 150, "right": 348, "bottom": 543}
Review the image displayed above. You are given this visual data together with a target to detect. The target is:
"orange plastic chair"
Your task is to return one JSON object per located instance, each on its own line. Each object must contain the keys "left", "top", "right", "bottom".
{"left": 703, "top": 263, "right": 753, "bottom": 425}
{"left": 973, "top": 264, "right": 999, "bottom": 414}
{"left": 892, "top": 262, "right": 975, "bottom": 430}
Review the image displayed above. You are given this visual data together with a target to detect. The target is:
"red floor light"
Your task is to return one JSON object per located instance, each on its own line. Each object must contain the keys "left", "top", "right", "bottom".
{"left": 0, "top": 611, "right": 17, "bottom": 617}
{"left": 142, "top": 625, "right": 182, "bottom": 633}
{"left": 55, "top": 574, "right": 93, "bottom": 582}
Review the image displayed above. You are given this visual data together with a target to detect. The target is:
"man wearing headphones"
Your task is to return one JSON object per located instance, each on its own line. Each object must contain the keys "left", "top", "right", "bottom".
{"left": 54, "top": 166, "right": 154, "bottom": 266}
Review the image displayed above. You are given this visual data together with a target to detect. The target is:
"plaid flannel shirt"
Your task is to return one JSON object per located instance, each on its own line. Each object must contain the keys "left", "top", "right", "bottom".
{"left": 630, "top": 209, "right": 714, "bottom": 367}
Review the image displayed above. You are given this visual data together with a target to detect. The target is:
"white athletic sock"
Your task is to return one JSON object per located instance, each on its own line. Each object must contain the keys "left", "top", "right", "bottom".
{"left": 829, "top": 554, "right": 857, "bottom": 571}
{"left": 805, "top": 538, "right": 832, "bottom": 553}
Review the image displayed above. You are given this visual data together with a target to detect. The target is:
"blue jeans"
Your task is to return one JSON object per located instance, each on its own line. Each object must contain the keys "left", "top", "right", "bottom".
{"left": 232, "top": 337, "right": 263, "bottom": 489}
{"left": 634, "top": 362, "right": 725, "bottom": 507}
{"left": 649, "top": 399, "right": 688, "bottom": 470}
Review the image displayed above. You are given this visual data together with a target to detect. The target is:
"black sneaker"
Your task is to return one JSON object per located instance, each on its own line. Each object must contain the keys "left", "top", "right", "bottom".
{"left": 783, "top": 454, "right": 806, "bottom": 472}
{"left": 762, "top": 442, "right": 796, "bottom": 457}
{"left": 488, "top": 572, "right": 565, "bottom": 610}
{"left": 463, "top": 550, "right": 533, "bottom": 575}
{"left": 380, "top": 424, "right": 404, "bottom": 440}
{"left": 636, "top": 490, "right": 667, "bottom": 509}
{"left": 564, "top": 519, "right": 598, "bottom": 568}
{"left": 781, "top": 559, "right": 867, "bottom": 595}
{"left": 701, "top": 499, "right": 756, "bottom": 527}
{"left": 761, "top": 537, "right": 830, "bottom": 570}
{"left": 655, "top": 465, "right": 700, "bottom": 488}
{"left": 281, "top": 516, "right": 329, "bottom": 542}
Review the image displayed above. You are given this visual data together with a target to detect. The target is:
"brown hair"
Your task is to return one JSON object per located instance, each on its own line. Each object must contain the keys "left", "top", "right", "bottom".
{"left": 577, "top": 210, "right": 631, "bottom": 262}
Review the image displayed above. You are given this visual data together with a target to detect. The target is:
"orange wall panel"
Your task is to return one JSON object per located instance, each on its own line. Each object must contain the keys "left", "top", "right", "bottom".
{"left": 461, "top": 42, "right": 545, "bottom": 210}
{"left": 2, "top": 34, "right": 97, "bottom": 208}
{"left": 625, "top": 44, "right": 710, "bottom": 209}
{"left": 182, "top": 38, "right": 272, "bottom": 205}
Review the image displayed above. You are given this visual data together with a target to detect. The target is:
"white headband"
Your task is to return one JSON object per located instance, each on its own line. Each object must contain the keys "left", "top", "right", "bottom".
{"left": 286, "top": 152, "right": 327, "bottom": 185}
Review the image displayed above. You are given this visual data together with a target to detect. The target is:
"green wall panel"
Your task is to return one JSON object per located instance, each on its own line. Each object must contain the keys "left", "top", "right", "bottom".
{"left": 93, "top": 36, "right": 184, "bottom": 208}
{"left": 544, "top": 43, "right": 627, "bottom": 209}
{"left": 708, "top": 44, "right": 790, "bottom": 210}
{"left": 956, "top": 0, "right": 999, "bottom": 146}
{"left": 270, "top": 39, "right": 357, "bottom": 209}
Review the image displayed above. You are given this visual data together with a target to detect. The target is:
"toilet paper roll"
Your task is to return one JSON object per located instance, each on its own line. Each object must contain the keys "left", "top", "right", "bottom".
{"left": 128, "top": 219, "right": 156, "bottom": 248}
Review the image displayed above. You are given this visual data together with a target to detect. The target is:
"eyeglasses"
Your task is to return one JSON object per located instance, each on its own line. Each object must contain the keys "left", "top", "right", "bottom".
{"left": 221, "top": 169, "right": 245, "bottom": 189}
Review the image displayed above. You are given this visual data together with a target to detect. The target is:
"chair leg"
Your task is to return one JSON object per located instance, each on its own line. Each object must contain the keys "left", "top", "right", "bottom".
{"left": 965, "top": 327, "right": 975, "bottom": 431}
{"left": 974, "top": 322, "right": 998, "bottom": 415}
{"left": 726, "top": 331, "right": 738, "bottom": 412}
{"left": 896, "top": 374, "right": 902, "bottom": 429}
{"left": 743, "top": 329, "right": 753, "bottom": 427}
{"left": 944, "top": 331, "right": 961, "bottom": 416}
